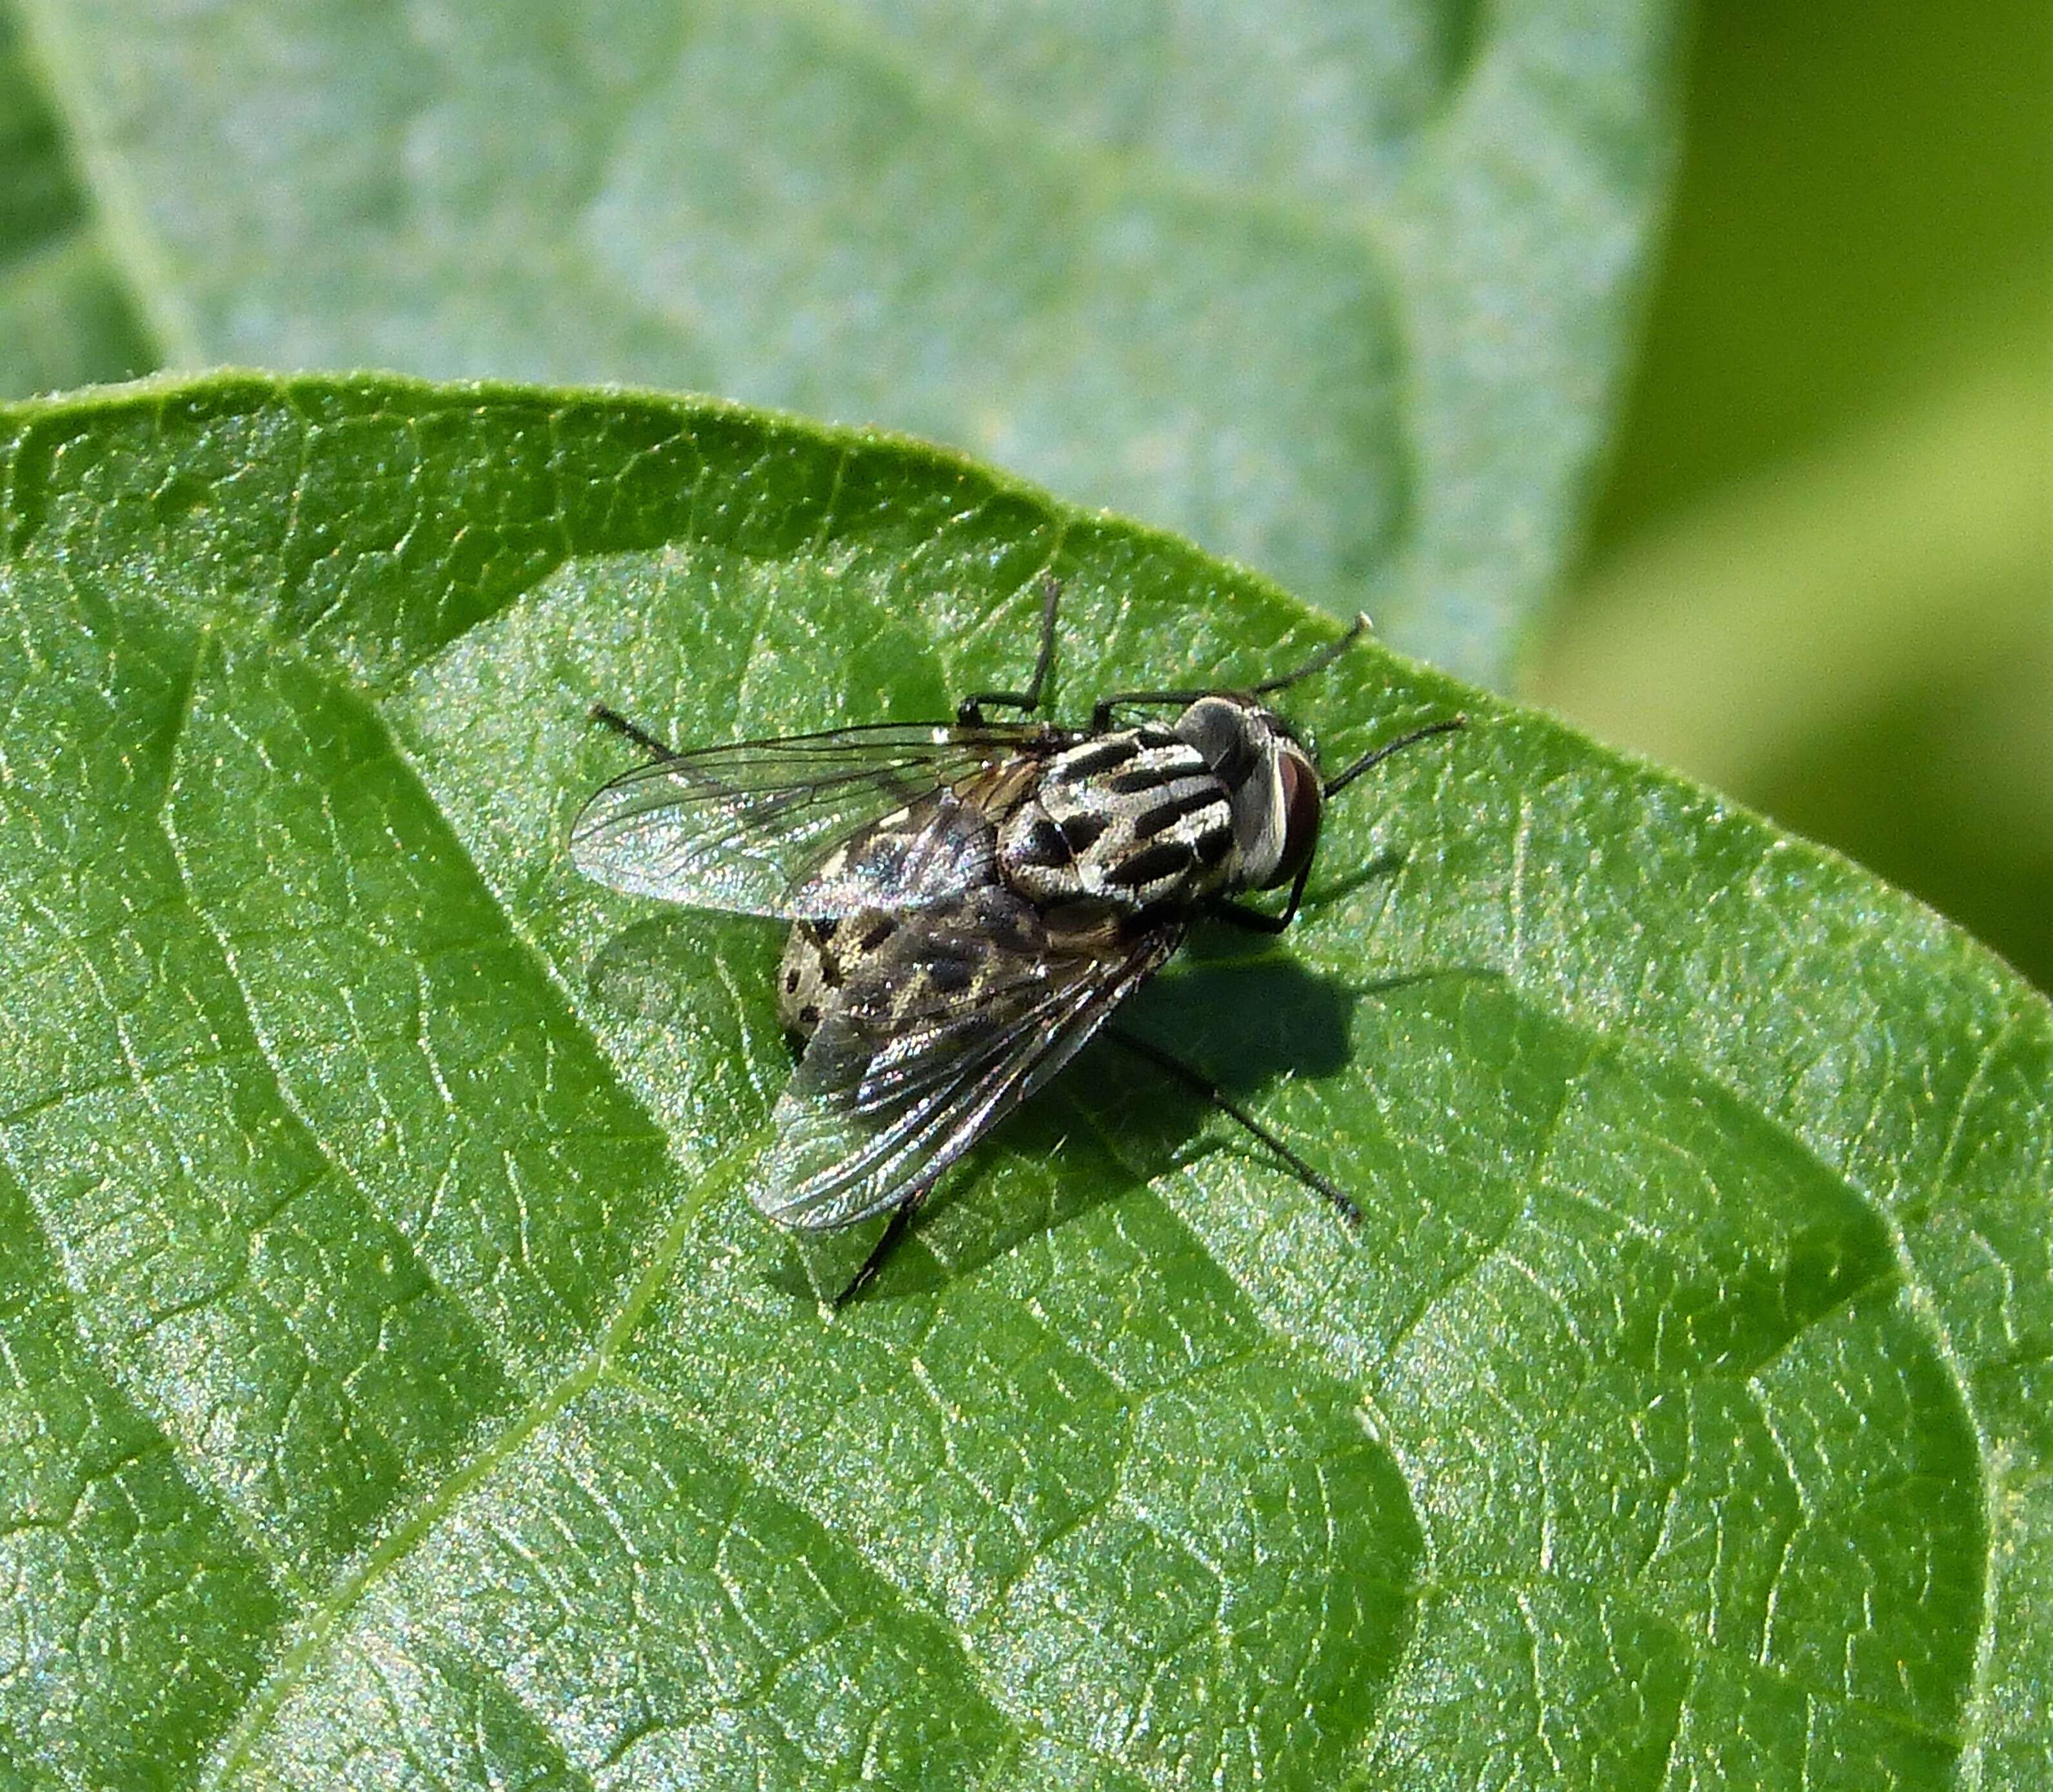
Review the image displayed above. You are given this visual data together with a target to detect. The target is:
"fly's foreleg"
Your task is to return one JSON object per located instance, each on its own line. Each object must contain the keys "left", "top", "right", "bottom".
{"left": 589, "top": 704, "right": 684, "bottom": 762}
{"left": 957, "top": 576, "right": 1062, "bottom": 725}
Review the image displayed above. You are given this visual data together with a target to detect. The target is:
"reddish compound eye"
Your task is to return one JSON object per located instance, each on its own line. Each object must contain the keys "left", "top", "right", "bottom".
{"left": 1265, "top": 746, "right": 1325, "bottom": 890}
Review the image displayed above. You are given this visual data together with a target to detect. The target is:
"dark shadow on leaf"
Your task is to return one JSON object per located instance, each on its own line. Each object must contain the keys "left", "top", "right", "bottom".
{"left": 1305, "top": 848, "right": 1409, "bottom": 911}
{"left": 1121, "top": 955, "right": 1360, "bottom": 1090}
{"left": 1170, "top": 850, "right": 1409, "bottom": 968}
{"left": 770, "top": 848, "right": 1456, "bottom": 1303}
{"left": 577, "top": 863, "right": 1482, "bottom": 1307}
{"left": 840, "top": 953, "right": 1372, "bottom": 1301}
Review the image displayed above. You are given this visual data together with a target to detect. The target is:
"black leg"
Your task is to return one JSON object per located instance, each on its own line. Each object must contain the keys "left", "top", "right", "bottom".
{"left": 1244, "top": 611, "right": 1371, "bottom": 697}
{"left": 1091, "top": 686, "right": 1211, "bottom": 733}
{"left": 1211, "top": 717, "right": 1462, "bottom": 928}
{"left": 590, "top": 704, "right": 683, "bottom": 762}
{"left": 832, "top": 1193, "right": 929, "bottom": 1307}
{"left": 1208, "top": 859, "right": 1314, "bottom": 935}
{"left": 1106, "top": 1026, "right": 1361, "bottom": 1224}
{"left": 957, "top": 577, "right": 1062, "bottom": 725}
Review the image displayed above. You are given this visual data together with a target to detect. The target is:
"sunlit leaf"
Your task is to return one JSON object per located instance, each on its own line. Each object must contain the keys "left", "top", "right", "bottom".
{"left": 0, "top": 375, "right": 2043, "bottom": 1789}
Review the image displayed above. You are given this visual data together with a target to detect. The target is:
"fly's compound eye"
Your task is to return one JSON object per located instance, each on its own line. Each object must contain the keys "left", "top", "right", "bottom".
{"left": 1265, "top": 744, "right": 1325, "bottom": 889}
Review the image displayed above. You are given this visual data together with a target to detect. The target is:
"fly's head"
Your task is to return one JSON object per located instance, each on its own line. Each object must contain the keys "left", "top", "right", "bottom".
{"left": 1171, "top": 695, "right": 1325, "bottom": 894}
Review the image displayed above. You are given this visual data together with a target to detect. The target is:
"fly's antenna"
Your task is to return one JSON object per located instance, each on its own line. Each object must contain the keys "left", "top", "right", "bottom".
{"left": 1323, "top": 714, "right": 1467, "bottom": 799}
{"left": 1091, "top": 612, "right": 1374, "bottom": 731}
{"left": 1247, "top": 611, "right": 1373, "bottom": 698}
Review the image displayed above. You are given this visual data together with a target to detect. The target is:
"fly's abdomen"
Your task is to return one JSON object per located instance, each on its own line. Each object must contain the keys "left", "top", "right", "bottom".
{"left": 780, "top": 911, "right": 901, "bottom": 1040}
{"left": 998, "top": 725, "right": 1236, "bottom": 911}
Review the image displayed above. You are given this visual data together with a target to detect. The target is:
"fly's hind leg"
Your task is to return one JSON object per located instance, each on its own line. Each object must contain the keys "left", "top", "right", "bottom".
{"left": 832, "top": 1191, "right": 932, "bottom": 1308}
{"left": 1106, "top": 1025, "right": 1361, "bottom": 1224}
{"left": 589, "top": 704, "right": 682, "bottom": 762}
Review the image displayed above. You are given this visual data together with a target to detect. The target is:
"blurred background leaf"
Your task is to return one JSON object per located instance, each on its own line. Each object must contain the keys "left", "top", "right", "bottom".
{"left": 1541, "top": 0, "right": 2051, "bottom": 991}
{"left": 5, "top": 0, "right": 1680, "bottom": 684}
{"left": 0, "top": 4, "right": 152, "bottom": 393}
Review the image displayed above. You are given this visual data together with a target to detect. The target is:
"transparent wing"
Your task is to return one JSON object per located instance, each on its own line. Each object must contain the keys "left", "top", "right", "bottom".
{"left": 570, "top": 723, "right": 1055, "bottom": 918}
{"left": 757, "top": 888, "right": 1183, "bottom": 1231}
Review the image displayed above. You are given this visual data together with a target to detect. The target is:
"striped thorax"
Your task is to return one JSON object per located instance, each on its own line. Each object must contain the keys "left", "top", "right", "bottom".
{"left": 997, "top": 696, "right": 1324, "bottom": 913}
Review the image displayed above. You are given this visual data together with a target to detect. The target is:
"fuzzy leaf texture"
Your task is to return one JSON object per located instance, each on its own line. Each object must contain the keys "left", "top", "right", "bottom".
{"left": 8, "top": 0, "right": 1681, "bottom": 681}
{"left": 0, "top": 375, "right": 2046, "bottom": 1791}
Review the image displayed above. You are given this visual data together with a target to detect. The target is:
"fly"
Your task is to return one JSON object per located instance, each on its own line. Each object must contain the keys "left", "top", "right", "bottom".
{"left": 571, "top": 582, "right": 1464, "bottom": 1302}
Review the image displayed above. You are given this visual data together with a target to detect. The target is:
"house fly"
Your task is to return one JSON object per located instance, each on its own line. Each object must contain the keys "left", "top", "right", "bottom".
{"left": 571, "top": 582, "right": 1463, "bottom": 1302}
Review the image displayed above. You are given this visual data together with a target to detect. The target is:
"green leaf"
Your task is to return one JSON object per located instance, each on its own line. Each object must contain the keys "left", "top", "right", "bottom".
{"left": 14, "top": 0, "right": 1682, "bottom": 681}
{"left": 1, "top": 373, "right": 2045, "bottom": 1790}
{"left": 0, "top": 3, "right": 156, "bottom": 397}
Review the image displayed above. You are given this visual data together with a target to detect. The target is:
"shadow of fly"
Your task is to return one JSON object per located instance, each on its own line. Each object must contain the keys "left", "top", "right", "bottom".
{"left": 572, "top": 582, "right": 1463, "bottom": 1303}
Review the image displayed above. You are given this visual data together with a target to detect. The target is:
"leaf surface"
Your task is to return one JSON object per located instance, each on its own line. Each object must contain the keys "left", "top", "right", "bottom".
{"left": 0, "top": 374, "right": 2045, "bottom": 1790}
{"left": 14, "top": 0, "right": 1681, "bottom": 679}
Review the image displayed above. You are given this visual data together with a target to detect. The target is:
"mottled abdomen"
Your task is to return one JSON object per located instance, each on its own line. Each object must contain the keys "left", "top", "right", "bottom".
{"left": 780, "top": 913, "right": 900, "bottom": 1041}
{"left": 998, "top": 724, "right": 1236, "bottom": 911}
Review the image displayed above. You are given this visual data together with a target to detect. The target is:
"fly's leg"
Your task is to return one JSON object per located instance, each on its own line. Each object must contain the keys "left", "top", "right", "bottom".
{"left": 1091, "top": 612, "right": 1372, "bottom": 732}
{"left": 1209, "top": 716, "right": 1465, "bottom": 930}
{"left": 589, "top": 704, "right": 683, "bottom": 762}
{"left": 957, "top": 576, "right": 1062, "bottom": 725}
{"left": 836, "top": 1018, "right": 1361, "bottom": 1305}
{"left": 832, "top": 1192, "right": 931, "bottom": 1307}
{"left": 1208, "top": 902, "right": 1296, "bottom": 935}
{"left": 1208, "top": 859, "right": 1315, "bottom": 935}
{"left": 1106, "top": 1025, "right": 1361, "bottom": 1224}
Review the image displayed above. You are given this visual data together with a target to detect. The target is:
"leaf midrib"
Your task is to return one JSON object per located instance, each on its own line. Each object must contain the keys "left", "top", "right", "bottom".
{"left": 197, "top": 1133, "right": 764, "bottom": 1787}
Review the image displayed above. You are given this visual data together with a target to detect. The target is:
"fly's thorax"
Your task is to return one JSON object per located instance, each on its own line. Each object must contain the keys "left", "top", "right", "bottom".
{"left": 1171, "top": 695, "right": 1324, "bottom": 891}
{"left": 997, "top": 724, "right": 1238, "bottom": 911}
{"left": 779, "top": 910, "right": 901, "bottom": 1040}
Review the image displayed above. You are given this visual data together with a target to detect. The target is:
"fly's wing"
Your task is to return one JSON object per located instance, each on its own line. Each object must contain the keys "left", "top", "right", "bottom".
{"left": 570, "top": 724, "right": 1053, "bottom": 918}
{"left": 757, "top": 887, "right": 1183, "bottom": 1231}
